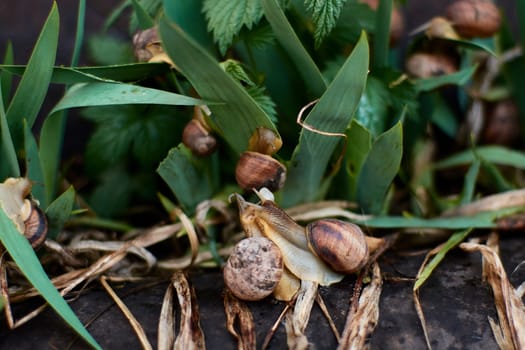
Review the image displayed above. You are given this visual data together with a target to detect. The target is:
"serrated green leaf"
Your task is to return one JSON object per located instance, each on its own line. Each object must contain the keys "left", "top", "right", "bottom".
{"left": 0, "top": 63, "right": 171, "bottom": 84}
{"left": 0, "top": 208, "right": 101, "bottom": 350}
{"left": 281, "top": 32, "right": 369, "bottom": 207}
{"left": 356, "top": 121, "right": 403, "bottom": 214}
{"left": 5, "top": 3, "right": 58, "bottom": 148}
{"left": 203, "top": 0, "right": 264, "bottom": 54}
{"left": 46, "top": 186, "right": 75, "bottom": 240}
{"left": 263, "top": 0, "right": 326, "bottom": 97}
{"left": 157, "top": 145, "right": 218, "bottom": 213}
{"left": 220, "top": 59, "right": 256, "bottom": 86}
{"left": 305, "top": 0, "right": 347, "bottom": 47}
{"left": 40, "top": 82, "right": 205, "bottom": 205}
{"left": 159, "top": 15, "right": 278, "bottom": 154}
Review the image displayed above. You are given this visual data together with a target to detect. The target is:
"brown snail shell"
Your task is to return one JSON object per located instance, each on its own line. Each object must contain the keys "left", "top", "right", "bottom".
{"left": 247, "top": 127, "right": 282, "bottom": 155}
{"left": 132, "top": 27, "right": 162, "bottom": 62}
{"left": 23, "top": 203, "right": 48, "bottom": 249}
{"left": 481, "top": 100, "right": 521, "bottom": 147}
{"left": 223, "top": 236, "right": 283, "bottom": 301}
{"left": 182, "top": 119, "right": 217, "bottom": 157}
{"left": 235, "top": 151, "right": 286, "bottom": 192}
{"left": 405, "top": 52, "right": 458, "bottom": 79}
{"left": 446, "top": 0, "right": 501, "bottom": 38}
{"left": 306, "top": 219, "right": 369, "bottom": 274}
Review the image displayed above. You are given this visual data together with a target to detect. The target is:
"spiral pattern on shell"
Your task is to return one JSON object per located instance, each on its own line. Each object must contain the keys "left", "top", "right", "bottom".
{"left": 306, "top": 219, "right": 369, "bottom": 274}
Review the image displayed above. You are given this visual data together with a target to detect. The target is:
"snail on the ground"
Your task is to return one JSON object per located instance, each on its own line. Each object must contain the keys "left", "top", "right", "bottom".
{"left": 445, "top": 0, "right": 501, "bottom": 38}
{"left": 226, "top": 190, "right": 370, "bottom": 300}
{"left": 223, "top": 236, "right": 283, "bottom": 301}
{"left": 235, "top": 128, "right": 286, "bottom": 192}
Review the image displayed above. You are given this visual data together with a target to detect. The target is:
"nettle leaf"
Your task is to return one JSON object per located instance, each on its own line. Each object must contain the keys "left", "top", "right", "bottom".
{"left": 203, "top": 0, "right": 264, "bottom": 54}
{"left": 305, "top": 0, "right": 347, "bottom": 47}
{"left": 82, "top": 105, "right": 185, "bottom": 173}
{"left": 220, "top": 59, "right": 278, "bottom": 122}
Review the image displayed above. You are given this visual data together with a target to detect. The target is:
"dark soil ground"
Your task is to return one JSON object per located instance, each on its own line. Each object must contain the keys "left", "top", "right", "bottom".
{"left": 1, "top": 233, "right": 524, "bottom": 349}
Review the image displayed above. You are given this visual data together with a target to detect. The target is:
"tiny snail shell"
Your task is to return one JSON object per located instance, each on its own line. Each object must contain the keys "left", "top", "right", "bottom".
{"left": 24, "top": 203, "right": 48, "bottom": 249}
{"left": 247, "top": 127, "right": 283, "bottom": 156}
{"left": 306, "top": 219, "right": 369, "bottom": 274}
{"left": 235, "top": 151, "right": 286, "bottom": 192}
{"left": 223, "top": 236, "right": 283, "bottom": 301}
{"left": 445, "top": 0, "right": 501, "bottom": 38}
{"left": 182, "top": 119, "right": 217, "bottom": 157}
{"left": 405, "top": 52, "right": 458, "bottom": 79}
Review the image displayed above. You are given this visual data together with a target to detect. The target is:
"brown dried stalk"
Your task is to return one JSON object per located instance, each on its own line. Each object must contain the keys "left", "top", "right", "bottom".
{"left": 223, "top": 290, "right": 256, "bottom": 350}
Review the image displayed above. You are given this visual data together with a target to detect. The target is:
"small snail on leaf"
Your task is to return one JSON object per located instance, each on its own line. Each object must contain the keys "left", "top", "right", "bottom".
{"left": 0, "top": 178, "right": 48, "bottom": 249}
{"left": 235, "top": 128, "right": 287, "bottom": 192}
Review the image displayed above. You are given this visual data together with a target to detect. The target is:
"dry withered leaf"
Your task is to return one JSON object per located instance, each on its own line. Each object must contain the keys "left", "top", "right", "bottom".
{"left": 223, "top": 290, "right": 256, "bottom": 350}
{"left": 460, "top": 238, "right": 525, "bottom": 349}
{"left": 338, "top": 262, "right": 382, "bottom": 350}
{"left": 172, "top": 271, "right": 206, "bottom": 350}
{"left": 285, "top": 280, "right": 318, "bottom": 350}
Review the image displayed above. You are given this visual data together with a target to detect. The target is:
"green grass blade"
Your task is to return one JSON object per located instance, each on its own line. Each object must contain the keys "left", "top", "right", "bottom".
{"left": 158, "top": 15, "right": 278, "bottom": 154}
{"left": 356, "top": 121, "right": 403, "bottom": 214}
{"left": 0, "top": 63, "right": 171, "bottom": 84}
{"left": 39, "top": 82, "right": 207, "bottom": 205}
{"left": 262, "top": 0, "right": 326, "bottom": 96}
{"left": 50, "top": 82, "right": 208, "bottom": 113}
{"left": 281, "top": 32, "right": 369, "bottom": 207}
{"left": 1, "top": 42, "right": 14, "bottom": 108}
{"left": 459, "top": 158, "right": 480, "bottom": 205}
{"left": 415, "top": 65, "right": 477, "bottom": 92}
{"left": 71, "top": 0, "right": 86, "bottom": 66}
{"left": 414, "top": 229, "right": 472, "bottom": 291}
{"left": 0, "top": 92, "right": 19, "bottom": 178}
{"left": 163, "top": 0, "right": 215, "bottom": 54}
{"left": 373, "top": 0, "right": 392, "bottom": 68}
{"left": 434, "top": 146, "right": 525, "bottom": 170}
{"left": 131, "top": 0, "right": 155, "bottom": 29}
{"left": 45, "top": 186, "right": 75, "bottom": 240}
{"left": 157, "top": 145, "right": 218, "bottom": 214}
{"left": 0, "top": 209, "right": 101, "bottom": 350}
{"left": 5, "top": 3, "right": 59, "bottom": 146}
{"left": 358, "top": 207, "right": 519, "bottom": 229}
{"left": 24, "top": 120, "right": 45, "bottom": 205}
{"left": 344, "top": 120, "right": 372, "bottom": 200}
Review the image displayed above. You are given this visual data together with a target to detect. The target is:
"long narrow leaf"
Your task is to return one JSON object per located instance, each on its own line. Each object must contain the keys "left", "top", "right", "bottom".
{"left": 0, "top": 63, "right": 170, "bottom": 85}
{"left": 373, "top": 0, "right": 392, "bottom": 68}
{"left": 356, "top": 121, "right": 403, "bottom": 214}
{"left": 5, "top": 3, "right": 59, "bottom": 145}
{"left": 159, "top": 15, "right": 278, "bottom": 154}
{"left": 40, "top": 82, "right": 208, "bottom": 205}
{"left": 0, "top": 209, "right": 101, "bottom": 350}
{"left": 434, "top": 146, "right": 525, "bottom": 170}
{"left": 24, "top": 121, "right": 45, "bottom": 206}
{"left": 1, "top": 42, "right": 14, "bottom": 108}
{"left": 0, "top": 92, "right": 19, "bottom": 177}
{"left": 281, "top": 32, "right": 369, "bottom": 207}
{"left": 262, "top": 0, "right": 326, "bottom": 96}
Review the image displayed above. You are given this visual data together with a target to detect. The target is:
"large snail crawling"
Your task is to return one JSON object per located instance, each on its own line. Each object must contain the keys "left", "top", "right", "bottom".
{"left": 223, "top": 189, "right": 369, "bottom": 301}
{"left": 0, "top": 178, "right": 48, "bottom": 249}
